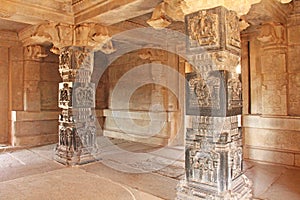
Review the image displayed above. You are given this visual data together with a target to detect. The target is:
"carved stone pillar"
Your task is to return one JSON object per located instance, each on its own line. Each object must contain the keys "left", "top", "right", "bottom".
{"left": 25, "top": 22, "right": 114, "bottom": 165}
{"left": 177, "top": 7, "right": 252, "bottom": 199}
{"left": 55, "top": 46, "right": 97, "bottom": 165}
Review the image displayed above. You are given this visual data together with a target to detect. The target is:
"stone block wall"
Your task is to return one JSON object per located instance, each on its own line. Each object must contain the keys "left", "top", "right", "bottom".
{"left": 8, "top": 44, "right": 60, "bottom": 147}
{"left": 0, "top": 31, "right": 12, "bottom": 144}
{"left": 101, "top": 49, "right": 184, "bottom": 146}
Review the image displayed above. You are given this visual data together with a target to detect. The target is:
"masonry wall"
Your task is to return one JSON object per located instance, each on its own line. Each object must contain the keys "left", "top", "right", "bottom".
{"left": 242, "top": 12, "right": 300, "bottom": 167}
{"left": 100, "top": 49, "right": 184, "bottom": 146}
{"left": 0, "top": 31, "right": 13, "bottom": 144}
{"left": 8, "top": 44, "right": 60, "bottom": 147}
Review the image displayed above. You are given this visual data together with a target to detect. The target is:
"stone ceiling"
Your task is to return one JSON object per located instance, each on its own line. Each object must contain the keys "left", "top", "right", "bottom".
{"left": 0, "top": 0, "right": 295, "bottom": 34}
{"left": 0, "top": 18, "right": 30, "bottom": 32}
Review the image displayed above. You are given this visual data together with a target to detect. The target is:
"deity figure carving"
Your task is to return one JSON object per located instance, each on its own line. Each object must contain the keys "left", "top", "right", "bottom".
{"left": 226, "top": 11, "right": 241, "bottom": 48}
{"left": 187, "top": 10, "right": 218, "bottom": 47}
{"left": 228, "top": 76, "right": 242, "bottom": 109}
{"left": 231, "top": 147, "right": 243, "bottom": 179}
{"left": 189, "top": 151, "right": 219, "bottom": 184}
{"left": 59, "top": 83, "right": 73, "bottom": 108}
{"left": 189, "top": 75, "right": 211, "bottom": 107}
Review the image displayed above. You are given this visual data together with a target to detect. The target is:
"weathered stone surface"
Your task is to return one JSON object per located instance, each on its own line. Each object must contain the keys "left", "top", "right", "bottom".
{"left": 288, "top": 25, "right": 300, "bottom": 44}
{"left": 81, "top": 162, "right": 178, "bottom": 200}
{"left": 259, "top": 168, "right": 300, "bottom": 200}
{"left": 40, "top": 62, "right": 60, "bottom": 82}
{"left": 10, "top": 61, "right": 24, "bottom": 111}
{"left": 13, "top": 120, "right": 58, "bottom": 137}
{"left": 24, "top": 61, "right": 40, "bottom": 81}
{"left": 243, "top": 115, "right": 300, "bottom": 132}
{"left": 12, "top": 133, "right": 58, "bottom": 146}
{"left": 0, "top": 47, "right": 9, "bottom": 144}
{"left": 0, "top": 149, "right": 63, "bottom": 182}
{"left": 295, "top": 154, "right": 300, "bottom": 167}
{"left": 0, "top": 168, "right": 136, "bottom": 200}
{"left": 244, "top": 147, "right": 294, "bottom": 166}
{"left": 244, "top": 163, "right": 286, "bottom": 197}
{"left": 244, "top": 128, "right": 300, "bottom": 152}
{"left": 40, "top": 82, "right": 59, "bottom": 110}
{"left": 10, "top": 46, "right": 24, "bottom": 61}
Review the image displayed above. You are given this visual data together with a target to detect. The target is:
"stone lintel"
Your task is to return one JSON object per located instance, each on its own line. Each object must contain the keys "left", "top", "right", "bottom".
{"left": 0, "top": 0, "right": 73, "bottom": 25}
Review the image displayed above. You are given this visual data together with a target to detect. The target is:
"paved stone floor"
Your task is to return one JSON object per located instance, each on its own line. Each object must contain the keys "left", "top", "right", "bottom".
{"left": 0, "top": 138, "right": 299, "bottom": 200}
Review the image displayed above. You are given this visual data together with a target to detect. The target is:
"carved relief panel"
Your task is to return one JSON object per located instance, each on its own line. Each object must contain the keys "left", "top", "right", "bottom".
{"left": 186, "top": 10, "right": 219, "bottom": 49}
{"left": 187, "top": 149, "right": 219, "bottom": 185}
{"left": 59, "top": 82, "right": 73, "bottom": 109}
{"left": 73, "top": 82, "right": 95, "bottom": 108}
{"left": 186, "top": 70, "right": 242, "bottom": 116}
{"left": 185, "top": 7, "right": 240, "bottom": 55}
{"left": 59, "top": 46, "right": 93, "bottom": 82}
{"left": 225, "top": 10, "right": 241, "bottom": 51}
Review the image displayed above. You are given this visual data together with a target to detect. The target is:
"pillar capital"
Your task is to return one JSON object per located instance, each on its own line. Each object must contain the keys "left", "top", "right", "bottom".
{"left": 21, "top": 22, "right": 115, "bottom": 54}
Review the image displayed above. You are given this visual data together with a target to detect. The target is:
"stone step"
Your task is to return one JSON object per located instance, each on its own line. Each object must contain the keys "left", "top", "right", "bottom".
{"left": 103, "top": 130, "right": 169, "bottom": 146}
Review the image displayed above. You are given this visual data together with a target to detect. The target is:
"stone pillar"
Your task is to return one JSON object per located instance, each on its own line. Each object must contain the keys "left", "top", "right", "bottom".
{"left": 25, "top": 22, "right": 115, "bottom": 165}
{"left": 177, "top": 7, "right": 252, "bottom": 199}
{"left": 55, "top": 46, "right": 98, "bottom": 165}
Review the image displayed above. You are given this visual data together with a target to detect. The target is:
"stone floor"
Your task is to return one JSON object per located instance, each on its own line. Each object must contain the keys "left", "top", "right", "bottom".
{"left": 0, "top": 138, "right": 299, "bottom": 200}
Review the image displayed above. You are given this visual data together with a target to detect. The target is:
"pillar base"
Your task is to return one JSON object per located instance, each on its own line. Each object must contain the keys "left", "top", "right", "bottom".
{"left": 54, "top": 145, "right": 99, "bottom": 166}
{"left": 177, "top": 174, "right": 252, "bottom": 200}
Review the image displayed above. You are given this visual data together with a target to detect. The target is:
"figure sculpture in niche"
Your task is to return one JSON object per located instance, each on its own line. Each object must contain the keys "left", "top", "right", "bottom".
{"left": 59, "top": 83, "right": 72, "bottom": 108}
{"left": 189, "top": 75, "right": 212, "bottom": 107}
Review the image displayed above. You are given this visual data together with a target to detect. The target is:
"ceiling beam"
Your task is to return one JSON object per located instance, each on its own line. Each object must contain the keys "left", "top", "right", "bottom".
{"left": 74, "top": 0, "right": 162, "bottom": 25}
{"left": 0, "top": 0, "right": 73, "bottom": 25}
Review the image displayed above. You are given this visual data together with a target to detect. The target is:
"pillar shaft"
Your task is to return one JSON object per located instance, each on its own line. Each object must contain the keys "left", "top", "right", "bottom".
{"left": 55, "top": 46, "right": 97, "bottom": 165}
{"left": 177, "top": 6, "right": 252, "bottom": 199}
